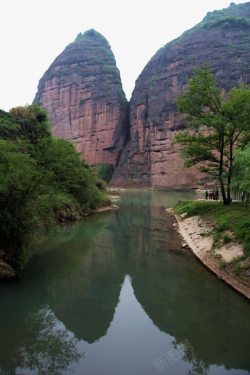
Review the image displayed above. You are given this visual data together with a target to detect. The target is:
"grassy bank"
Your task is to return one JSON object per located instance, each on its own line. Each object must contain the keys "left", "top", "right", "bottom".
{"left": 173, "top": 200, "right": 250, "bottom": 277}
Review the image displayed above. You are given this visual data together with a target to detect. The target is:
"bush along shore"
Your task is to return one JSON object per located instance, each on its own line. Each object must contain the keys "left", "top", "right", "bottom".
{"left": 172, "top": 200, "right": 250, "bottom": 299}
{"left": 0, "top": 105, "right": 112, "bottom": 279}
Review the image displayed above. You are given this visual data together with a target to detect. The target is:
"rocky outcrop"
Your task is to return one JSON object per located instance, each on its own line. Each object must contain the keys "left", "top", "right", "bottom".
{"left": 111, "top": 2, "right": 250, "bottom": 188}
{"left": 0, "top": 260, "right": 16, "bottom": 280}
{"left": 0, "top": 250, "right": 16, "bottom": 279}
{"left": 34, "top": 29, "right": 128, "bottom": 166}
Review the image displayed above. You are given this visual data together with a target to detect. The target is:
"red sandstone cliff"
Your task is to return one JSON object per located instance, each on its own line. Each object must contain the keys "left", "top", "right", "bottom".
{"left": 111, "top": 2, "right": 250, "bottom": 188}
{"left": 34, "top": 29, "right": 128, "bottom": 166}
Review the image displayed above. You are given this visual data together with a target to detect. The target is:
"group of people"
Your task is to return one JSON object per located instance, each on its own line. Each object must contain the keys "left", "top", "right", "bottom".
{"left": 205, "top": 189, "right": 219, "bottom": 200}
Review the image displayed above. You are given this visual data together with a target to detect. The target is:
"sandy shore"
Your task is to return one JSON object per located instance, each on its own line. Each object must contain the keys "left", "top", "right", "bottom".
{"left": 168, "top": 209, "right": 250, "bottom": 300}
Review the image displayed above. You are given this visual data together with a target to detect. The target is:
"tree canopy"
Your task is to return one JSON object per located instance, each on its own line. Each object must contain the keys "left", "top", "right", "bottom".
{"left": 232, "top": 144, "right": 250, "bottom": 202}
{"left": 175, "top": 65, "right": 250, "bottom": 204}
{"left": 0, "top": 105, "right": 110, "bottom": 272}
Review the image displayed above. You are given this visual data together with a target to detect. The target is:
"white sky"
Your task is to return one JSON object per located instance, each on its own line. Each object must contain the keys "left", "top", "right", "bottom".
{"left": 0, "top": 0, "right": 247, "bottom": 111}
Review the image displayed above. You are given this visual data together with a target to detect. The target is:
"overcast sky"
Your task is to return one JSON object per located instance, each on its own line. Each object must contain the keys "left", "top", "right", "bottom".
{"left": 0, "top": 0, "right": 247, "bottom": 110}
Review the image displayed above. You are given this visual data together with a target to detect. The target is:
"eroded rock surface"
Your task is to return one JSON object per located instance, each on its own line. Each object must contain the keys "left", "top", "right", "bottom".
{"left": 34, "top": 29, "right": 128, "bottom": 166}
{"left": 111, "top": 2, "right": 250, "bottom": 188}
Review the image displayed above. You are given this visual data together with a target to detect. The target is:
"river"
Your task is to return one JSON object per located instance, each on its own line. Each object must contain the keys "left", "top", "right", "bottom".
{"left": 0, "top": 190, "right": 249, "bottom": 375}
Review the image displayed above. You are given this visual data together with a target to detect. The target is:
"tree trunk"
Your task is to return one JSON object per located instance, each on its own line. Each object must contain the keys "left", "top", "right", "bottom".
{"left": 226, "top": 142, "right": 233, "bottom": 204}
{"left": 219, "top": 175, "right": 229, "bottom": 204}
{"left": 218, "top": 131, "right": 230, "bottom": 204}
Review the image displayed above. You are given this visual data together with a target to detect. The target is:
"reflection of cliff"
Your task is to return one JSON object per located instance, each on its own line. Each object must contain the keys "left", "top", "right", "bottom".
{"left": 48, "top": 228, "right": 125, "bottom": 343}
{"left": 31, "top": 214, "right": 126, "bottom": 343}
{"left": 0, "top": 192, "right": 249, "bottom": 374}
{"left": 0, "top": 213, "right": 124, "bottom": 373}
{"left": 107, "top": 194, "right": 250, "bottom": 372}
{"left": 131, "top": 248, "right": 250, "bottom": 371}
{"left": 109, "top": 192, "right": 183, "bottom": 261}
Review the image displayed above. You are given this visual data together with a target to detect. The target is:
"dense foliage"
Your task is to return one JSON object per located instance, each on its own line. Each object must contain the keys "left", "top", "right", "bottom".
{"left": 232, "top": 144, "right": 250, "bottom": 202}
{"left": 178, "top": 3, "right": 250, "bottom": 41}
{"left": 0, "top": 105, "right": 110, "bottom": 271}
{"left": 91, "top": 163, "right": 114, "bottom": 184}
{"left": 175, "top": 66, "right": 250, "bottom": 204}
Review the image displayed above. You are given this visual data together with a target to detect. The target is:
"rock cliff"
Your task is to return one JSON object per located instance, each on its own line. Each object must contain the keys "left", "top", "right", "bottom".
{"left": 111, "top": 2, "right": 250, "bottom": 188}
{"left": 34, "top": 29, "right": 128, "bottom": 166}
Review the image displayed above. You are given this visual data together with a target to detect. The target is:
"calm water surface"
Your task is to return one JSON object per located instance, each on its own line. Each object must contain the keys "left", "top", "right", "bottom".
{"left": 0, "top": 191, "right": 249, "bottom": 375}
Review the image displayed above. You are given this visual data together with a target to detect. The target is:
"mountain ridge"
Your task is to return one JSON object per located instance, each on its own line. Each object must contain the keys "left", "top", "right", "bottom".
{"left": 111, "top": 1, "right": 250, "bottom": 188}
{"left": 34, "top": 2, "right": 250, "bottom": 188}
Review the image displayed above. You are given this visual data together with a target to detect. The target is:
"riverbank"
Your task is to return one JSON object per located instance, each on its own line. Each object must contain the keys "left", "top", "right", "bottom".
{"left": 170, "top": 201, "right": 250, "bottom": 300}
{"left": 91, "top": 204, "right": 119, "bottom": 213}
{"left": 0, "top": 203, "right": 118, "bottom": 281}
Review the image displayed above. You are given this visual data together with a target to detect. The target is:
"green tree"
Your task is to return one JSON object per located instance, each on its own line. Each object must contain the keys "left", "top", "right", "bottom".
{"left": 0, "top": 105, "right": 110, "bottom": 273}
{"left": 0, "top": 140, "right": 48, "bottom": 267}
{"left": 175, "top": 65, "right": 250, "bottom": 204}
{"left": 9, "top": 105, "right": 50, "bottom": 144}
{"left": 232, "top": 144, "right": 250, "bottom": 202}
{"left": 39, "top": 138, "right": 109, "bottom": 211}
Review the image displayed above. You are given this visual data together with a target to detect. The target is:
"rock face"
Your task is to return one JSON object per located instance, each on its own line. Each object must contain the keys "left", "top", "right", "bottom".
{"left": 111, "top": 2, "right": 250, "bottom": 188}
{"left": 0, "top": 259, "right": 16, "bottom": 280}
{"left": 34, "top": 29, "right": 128, "bottom": 166}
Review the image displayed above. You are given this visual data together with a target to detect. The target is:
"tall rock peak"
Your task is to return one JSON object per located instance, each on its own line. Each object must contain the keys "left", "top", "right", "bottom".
{"left": 34, "top": 29, "right": 128, "bottom": 167}
{"left": 111, "top": 1, "right": 250, "bottom": 188}
{"left": 74, "top": 29, "right": 110, "bottom": 44}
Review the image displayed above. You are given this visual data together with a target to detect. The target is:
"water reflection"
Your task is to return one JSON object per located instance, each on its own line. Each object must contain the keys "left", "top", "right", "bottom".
{"left": 0, "top": 306, "right": 84, "bottom": 375}
{"left": 0, "top": 191, "right": 249, "bottom": 375}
